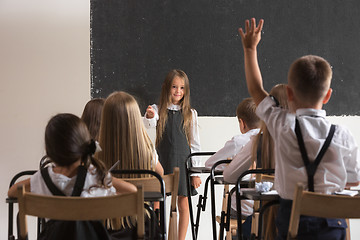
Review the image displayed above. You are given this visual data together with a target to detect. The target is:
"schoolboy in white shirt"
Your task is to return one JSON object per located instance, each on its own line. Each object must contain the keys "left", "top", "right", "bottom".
{"left": 238, "top": 18, "right": 360, "bottom": 239}
{"left": 205, "top": 98, "right": 260, "bottom": 171}
{"left": 205, "top": 98, "right": 260, "bottom": 239}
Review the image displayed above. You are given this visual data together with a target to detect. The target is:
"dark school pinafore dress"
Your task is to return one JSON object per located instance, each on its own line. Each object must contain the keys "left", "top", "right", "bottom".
{"left": 157, "top": 110, "right": 197, "bottom": 197}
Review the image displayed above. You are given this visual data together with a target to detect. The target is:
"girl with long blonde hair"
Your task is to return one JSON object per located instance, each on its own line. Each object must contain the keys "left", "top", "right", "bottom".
{"left": 97, "top": 91, "right": 163, "bottom": 175}
{"left": 144, "top": 69, "right": 201, "bottom": 240}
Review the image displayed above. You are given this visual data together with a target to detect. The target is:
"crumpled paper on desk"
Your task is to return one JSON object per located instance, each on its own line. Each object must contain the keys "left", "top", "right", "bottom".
{"left": 255, "top": 181, "right": 273, "bottom": 192}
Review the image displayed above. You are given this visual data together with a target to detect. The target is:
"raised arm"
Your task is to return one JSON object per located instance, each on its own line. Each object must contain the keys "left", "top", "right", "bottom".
{"left": 239, "top": 18, "right": 268, "bottom": 106}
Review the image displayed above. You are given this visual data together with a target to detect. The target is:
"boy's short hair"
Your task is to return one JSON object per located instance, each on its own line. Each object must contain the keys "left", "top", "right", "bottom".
{"left": 236, "top": 98, "right": 260, "bottom": 129}
{"left": 288, "top": 55, "right": 332, "bottom": 104}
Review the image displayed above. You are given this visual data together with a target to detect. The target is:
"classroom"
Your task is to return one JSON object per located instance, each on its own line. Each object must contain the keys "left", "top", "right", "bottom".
{"left": 2, "top": 0, "right": 360, "bottom": 239}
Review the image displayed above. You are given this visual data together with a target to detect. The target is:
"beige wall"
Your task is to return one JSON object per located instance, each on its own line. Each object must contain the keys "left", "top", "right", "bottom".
{"left": 1, "top": 0, "right": 360, "bottom": 239}
{"left": 0, "top": 0, "right": 90, "bottom": 238}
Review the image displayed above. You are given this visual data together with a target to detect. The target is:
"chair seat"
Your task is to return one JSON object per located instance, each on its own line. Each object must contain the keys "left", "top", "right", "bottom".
{"left": 143, "top": 192, "right": 164, "bottom": 202}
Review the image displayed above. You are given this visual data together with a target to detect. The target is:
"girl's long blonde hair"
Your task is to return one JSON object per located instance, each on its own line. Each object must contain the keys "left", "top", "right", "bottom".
{"left": 156, "top": 69, "right": 193, "bottom": 147}
{"left": 98, "top": 91, "right": 155, "bottom": 228}
{"left": 98, "top": 91, "right": 154, "bottom": 174}
{"left": 251, "top": 84, "right": 289, "bottom": 169}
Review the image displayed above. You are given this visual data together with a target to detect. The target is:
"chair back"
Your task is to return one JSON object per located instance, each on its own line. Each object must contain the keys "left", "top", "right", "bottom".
{"left": 111, "top": 168, "right": 180, "bottom": 240}
{"left": 7, "top": 170, "right": 37, "bottom": 240}
{"left": 287, "top": 183, "right": 360, "bottom": 239}
{"left": 17, "top": 184, "right": 145, "bottom": 239}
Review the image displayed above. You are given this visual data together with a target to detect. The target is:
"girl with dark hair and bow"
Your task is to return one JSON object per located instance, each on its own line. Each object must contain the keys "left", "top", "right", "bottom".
{"left": 8, "top": 113, "right": 136, "bottom": 198}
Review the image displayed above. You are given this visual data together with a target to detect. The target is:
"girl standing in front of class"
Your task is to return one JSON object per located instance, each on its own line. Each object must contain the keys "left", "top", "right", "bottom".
{"left": 144, "top": 69, "right": 201, "bottom": 240}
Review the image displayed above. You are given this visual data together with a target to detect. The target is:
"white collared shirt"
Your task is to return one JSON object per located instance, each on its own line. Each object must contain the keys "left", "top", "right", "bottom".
{"left": 205, "top": 128, "right": 260, "bottom": 171}
{"left": 256, "top": 96, "right": 360, "bottom": 200}
{"left": 31, "top": 164, "right": 117, "bottom": 197}
{"left": 223, "top": 135, "right": 257, "bottom": 184}
{"left": 222, "top": 135, "right": 259, "bottom": 216}
{"left": 143, "top": 104, "right": 201, "bottom": 167}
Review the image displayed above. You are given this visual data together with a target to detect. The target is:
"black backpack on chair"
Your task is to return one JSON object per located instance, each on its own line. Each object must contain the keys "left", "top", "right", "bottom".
{"left": 38, "top": 165, "right": 112, "bottom": 240}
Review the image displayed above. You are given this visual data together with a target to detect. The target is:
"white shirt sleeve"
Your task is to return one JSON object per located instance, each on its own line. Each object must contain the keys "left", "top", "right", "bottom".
{"left": 152, "top": 148, "right": 159, "bottom": 166}
{"left": 256, "top": 96, "right": 289, "bottom": 141}
{"left": 339, "top": 126, "right": 360, "bottom": 183}
{"left": 205, "top": 129, "right": 260, "bottom": 171}
{"left": 143, "top": 104, "right": 159, "bottom": 128}
{"left": 205, "top": 137, "right": 237, "bottom": 169}
{"left": 190, "top": 109, "right": 201, "bottom": 168}
{"left": 223, "top": 138, "right": 254, "bottom": 183}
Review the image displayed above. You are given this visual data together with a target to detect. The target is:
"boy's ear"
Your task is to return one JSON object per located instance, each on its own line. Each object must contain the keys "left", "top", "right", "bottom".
{"left": 239, "top": 118, "right": 246, "bottom": 133}
{"left": 286, "top": 85, "right": 294, "bottom": 102}
{"left": 322, "top": 88, "right": 332, "bottom": 104}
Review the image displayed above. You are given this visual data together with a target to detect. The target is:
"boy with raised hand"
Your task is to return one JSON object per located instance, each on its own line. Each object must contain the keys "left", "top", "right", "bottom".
{"left": 239, "top": 18, "right": 360, "bottom": 239}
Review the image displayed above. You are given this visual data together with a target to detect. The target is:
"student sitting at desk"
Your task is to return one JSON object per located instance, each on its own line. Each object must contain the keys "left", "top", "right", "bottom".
{"left": 223, "top": 84, "right": 288, "bottom": 240}
{"left": 205, "top": 98, "right": 260, "bottom": 171}
{"left": 8, "top": 113, "right": 137, "bottom": 239}
{"left": 239, "top": 18, "right": 360, "bottom": 239}
{"left": 97, "top": 91, "right": 163, "bottom": 175}
{"left": 8, "top": 113, "right": 136, "bottom": 198}
{"left": 97, "top": 91, "right": 163, "bottom": 238}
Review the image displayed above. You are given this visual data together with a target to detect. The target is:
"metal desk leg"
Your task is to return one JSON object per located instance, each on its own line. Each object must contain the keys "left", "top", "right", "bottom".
{"left": 8, "top": 202, "right": 14, "bottom": 240}
{"left": 186, "top": 164, "right": 197, "bottom": 240}
{"left": 210, "top": 175, "right": 217, "bottom": 240}
{"left": 219, "top": 210, "right": 226, "bottom": 240}
{"left": 194, "top": 176, "right": 210, "bottom": 237}
{"left": 185, "top": 152, "right": 217, "bottom": 240}
{"left": 160, "top": 201, "right": 166, "bottom": 240}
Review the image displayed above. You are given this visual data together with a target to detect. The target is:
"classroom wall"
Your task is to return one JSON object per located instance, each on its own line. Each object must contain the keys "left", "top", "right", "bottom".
{"left": 1, "top": 0, "right": 360, "bottom": 239}
{"left": 0, "top": 0, "right": 91, "bottom": 238}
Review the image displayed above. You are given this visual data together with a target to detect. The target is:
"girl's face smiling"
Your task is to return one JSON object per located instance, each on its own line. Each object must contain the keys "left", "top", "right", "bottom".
{"left": 170, "top": 76, "right": 185, "bottom": 105}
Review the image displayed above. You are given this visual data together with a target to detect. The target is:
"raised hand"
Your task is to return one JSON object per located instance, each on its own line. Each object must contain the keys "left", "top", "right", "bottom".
{"left": 239, "top": 18, "right": 264, "bottom": 50}
{"left": 238, "top": 18, "right": 268, "bottom": 106}
{"left": 146, "top": 105, "right": 155, "bottom": 119}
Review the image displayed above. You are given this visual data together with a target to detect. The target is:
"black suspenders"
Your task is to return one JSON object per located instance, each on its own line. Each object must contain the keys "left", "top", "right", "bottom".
{"left": 295, "top": 118, "right": 336, "bottom": 192}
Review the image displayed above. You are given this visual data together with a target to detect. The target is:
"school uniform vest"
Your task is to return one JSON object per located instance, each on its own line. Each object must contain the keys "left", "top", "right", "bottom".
{"left": 157, "top": 110, "right": 196, "bottom": 196}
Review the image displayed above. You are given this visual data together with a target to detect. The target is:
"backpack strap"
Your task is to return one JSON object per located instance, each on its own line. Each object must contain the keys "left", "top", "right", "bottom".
{"left": 40, "top": 164, "right": 87, "bottom": 197}
{"left": 41, "top": 168, "right": 66, "bottom": 196}
{"left": 71, "top": 164, "right": 87, "bottom": 196}
{"left": 295, "top": 118, "right": 336, "bottom": 192}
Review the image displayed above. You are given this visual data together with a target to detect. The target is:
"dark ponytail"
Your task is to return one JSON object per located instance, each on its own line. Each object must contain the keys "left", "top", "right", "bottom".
{"left": 45, "top": 114, "right": 109, "bottom": 186}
